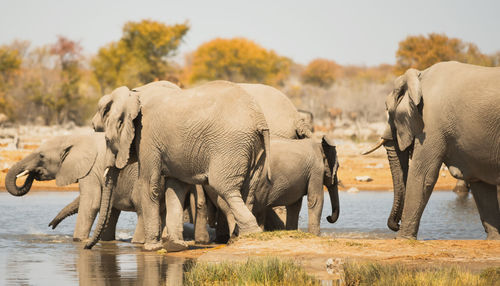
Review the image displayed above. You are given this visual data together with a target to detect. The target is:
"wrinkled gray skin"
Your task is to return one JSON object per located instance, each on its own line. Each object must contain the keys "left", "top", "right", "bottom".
{"left": 202, "top": 95, "right": 314, "bottom": 241}
{"left": 88, "top": 80, "right": 271, "bottom": 250}
{"left": 50, "top": 174, "right": 210, "bottom": 246}
{"left": 4, "top": 133, "right": 153, "bottom": 242}
{"left": 251, "top": 137, "right": 339, "bottom": 235}
{"left": 375, "top": 62, "right": 500, "bottom": 240}
{"left": 206, "top": 137, "right": 339, "bottom": 237}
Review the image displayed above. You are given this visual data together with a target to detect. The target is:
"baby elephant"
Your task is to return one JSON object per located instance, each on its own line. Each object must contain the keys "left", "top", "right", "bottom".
{"left": 5, "top": 133, "right": 155, "bottom": 242}
{"left": 214, "top": 136, "right": 339, "bottom": 236}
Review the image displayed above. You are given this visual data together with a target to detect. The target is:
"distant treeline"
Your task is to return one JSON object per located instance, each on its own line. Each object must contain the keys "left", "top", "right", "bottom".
{"left": 0, "top": 19, "right": 498, "bottom": 126}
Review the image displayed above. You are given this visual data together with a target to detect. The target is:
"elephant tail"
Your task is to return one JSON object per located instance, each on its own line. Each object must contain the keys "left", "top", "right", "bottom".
{"left": 85, "top": 167, "right": 116, "bottom": 249}
{"left": 49, "top": 196, "right": 80, "bottom": 229}
{"left": 260, "top": 128, "right": 271, "bottom": 181}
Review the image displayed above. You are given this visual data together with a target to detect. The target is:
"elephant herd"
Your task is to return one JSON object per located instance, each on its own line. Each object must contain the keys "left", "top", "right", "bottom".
{"left": 5, "top": 61, "right": 500, "bottom": 252}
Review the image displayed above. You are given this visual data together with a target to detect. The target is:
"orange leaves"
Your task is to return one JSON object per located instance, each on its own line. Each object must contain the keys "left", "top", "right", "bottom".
{"left": 301, "top": 58, "right": 340, "bottom": 88}
{"left": 187, "top": 38, "right": 290, "bottom": 86}
{"left": 395, "top": 33, "right": 495, "bottom": 74}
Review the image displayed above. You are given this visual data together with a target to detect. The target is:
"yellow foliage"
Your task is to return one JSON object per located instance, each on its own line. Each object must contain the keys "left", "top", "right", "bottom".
{"left": 187, "top": 37, "right": 290, "bottom": 86}
{"left": 92, "top": 19, "right": 189, "bottom": 93}
{"left": 396, "top": 33, "right": 494, "bottom": 74}
{"left": 301, "top": 58, "right": 340, "bottom": 87}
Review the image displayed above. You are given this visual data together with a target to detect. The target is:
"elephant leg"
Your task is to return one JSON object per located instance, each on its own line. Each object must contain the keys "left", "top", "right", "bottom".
{"left": 162, "top": 179, "right": 189, "bottom": 252}
{"left": 470, "top": 182, "right": 500, "bottom": 240}
{"left": 132, "top": 213, "right": 145, "bottom": 244}
{"left": 138, "top": 167, "right": 163, "bottom": 251}
{"left": 286, "top": 198, "right": 303, "bottom": 230}
{"left": 208, "top": 163, "right": 261, "bottom": 235}
{"left": 263, "top": 207, "right": 286, "bottom": 231}
{"left": 100, "top": 208, "right": 120, "bottom": 241}
{"left": 306, "top": 175, "right": 324, "bottom": 235}
{"left": 398, "top": 142, "right": 443, "bottom": 239}
{"left": 73, "top": 183, "right": 100, "bottom": 241}
{"left": 453, "top": 179, "right": 470, "bottom": 193}
{"left": 216, "top": 195, "right": 237, "bottom": 237}
{"left": 193, "top": 185, "right": 210, "bottom": 244}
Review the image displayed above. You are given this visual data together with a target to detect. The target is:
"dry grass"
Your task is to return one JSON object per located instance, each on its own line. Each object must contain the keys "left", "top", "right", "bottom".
{"left": 240, "top": 230, "right": 317, "bottom": 241}
{"left": 343, "top": 262, "right": 500, "bottom": 286}
{"left": 183, "top": 257, "right": 319, "bottom": 286}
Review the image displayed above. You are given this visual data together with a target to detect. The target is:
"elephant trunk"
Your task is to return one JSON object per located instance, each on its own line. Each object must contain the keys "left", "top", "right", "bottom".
{"left": 326, "top": 175, "right": 340, "bottom": 223}
{"left": 84, "top": 167, "right": 117, "bottom": 249}
{"left": 5, "top": 153, "right": 38, "bottom": 197}
{"left": 49, "top": 196, "right": 80, "bottom": 229}
{"left": 385, "top": 140, "right": 409, "bottom": 232}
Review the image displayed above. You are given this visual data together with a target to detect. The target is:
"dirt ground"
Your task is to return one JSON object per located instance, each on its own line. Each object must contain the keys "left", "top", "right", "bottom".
{"left": 166, "top": 235, "right": 500, "bottom": 281}
{"left": 0, "top": 141, "right": 459, "bottom": 192}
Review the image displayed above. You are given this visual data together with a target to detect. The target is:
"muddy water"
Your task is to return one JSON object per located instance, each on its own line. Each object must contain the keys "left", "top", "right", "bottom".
{"left": 0, "top": 191, "right": 483, "bottom": 285}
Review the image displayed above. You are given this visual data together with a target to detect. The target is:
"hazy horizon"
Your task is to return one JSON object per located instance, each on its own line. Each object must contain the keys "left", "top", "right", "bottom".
{"left": 1, "top": 0, "right": 499, "bottom": 66}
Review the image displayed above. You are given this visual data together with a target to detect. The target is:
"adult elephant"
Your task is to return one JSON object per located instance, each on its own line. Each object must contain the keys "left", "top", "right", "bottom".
{"left": 87, "top": 81, "right": 271, "bottom": 250}
{"left": 4, "top": 133, "right": 153, "bottom": 242}
{"left": 211, "top": 137, "right": 339, "bottom": 236}
{"left": 363, "top": 61, "right": 500, "bottom": 239}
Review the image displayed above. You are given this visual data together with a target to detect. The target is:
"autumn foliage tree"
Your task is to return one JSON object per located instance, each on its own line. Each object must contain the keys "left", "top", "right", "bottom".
{"left": 395, "top": 33, "right": 494, "bottom": 74}
{"left": 301, "top": 58, "right": 340, "bottom": 87}
{"left": 187, "top": 38, "right": 290, "bottom": 86}
{"left": 0, "top": 45, "right": 22, "bottom": 116}
{"left": 92, "top": 19, "right": 189, "bottom": 93}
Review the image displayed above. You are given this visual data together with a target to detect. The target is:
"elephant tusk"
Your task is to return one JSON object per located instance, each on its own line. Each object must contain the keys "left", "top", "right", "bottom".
{"left": 361, "top": 138, "right": 387, "bottom": 155}
{"left": 103, "top": 167, "right": 109, "bottom": 179}
{"left": 16, "top": 170, "right": 30, "bottom": 178}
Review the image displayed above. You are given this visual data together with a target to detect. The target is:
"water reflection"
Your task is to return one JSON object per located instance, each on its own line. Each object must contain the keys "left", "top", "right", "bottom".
{"left": 0, "top": 190, "right": 488, "bottom": 284}
{"left": 75, "top": 244, "right": 186, "bottom": 286}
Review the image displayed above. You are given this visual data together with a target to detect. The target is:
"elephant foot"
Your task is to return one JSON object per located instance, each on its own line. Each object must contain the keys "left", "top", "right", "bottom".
{"left": 144, "top": 242, "right": 163, "bottom": 251}
{"left": 131, "top": 238, "right": 145, "bottom": 244}
{"left": 194, "top": 231, "right": 211, "bottom": 244}
{"left": 237, "top": 225, "right": 262, "bottom": 236}
{"left": 214, "top": 234, "right": 230, "bottom": 244}
{"left": 486, "top": 232, "right": 500, "bottom": 240}
{"left": 163, "top": 239, "right": 188, "bottom": 252}
{"left": 395, "top": 233, "right": 417, "bottom": 240}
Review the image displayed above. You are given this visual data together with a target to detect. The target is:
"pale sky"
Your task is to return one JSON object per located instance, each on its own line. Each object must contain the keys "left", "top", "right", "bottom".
{"left": 1, "top": 0, "right": 499, "bottom": 66}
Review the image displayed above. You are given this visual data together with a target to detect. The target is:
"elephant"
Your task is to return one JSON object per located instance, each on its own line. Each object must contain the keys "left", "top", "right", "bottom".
{"left": 87, "top": 80, "right": 272, "bottom": 251}
{"left": 4, "top": 133, "right": 151, "bottom": 242}
{"left": 209, "top": 136, "right": 340, "bottom": 236}
{"left": 363, "top": 61, "right": 500, "bottom": 240}
{"left": 48, "top": 176, "right": 211, "bottom": 246}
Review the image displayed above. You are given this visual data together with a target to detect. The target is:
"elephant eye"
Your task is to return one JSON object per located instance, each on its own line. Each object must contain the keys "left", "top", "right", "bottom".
{"left": 102, "top": 101, "right": 113, "bottom": 118}
{"left": 117, "top": 113, "right": 124, "bottom": 129}
{"left": 39, "top": 153, "right": 45, "bottom": 159}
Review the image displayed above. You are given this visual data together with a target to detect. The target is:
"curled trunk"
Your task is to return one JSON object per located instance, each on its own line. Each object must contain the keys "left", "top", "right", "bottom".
{"left": 326, "top": 175, "right": 340, "bottom": 223}
{"left": 5, "top": 154, "right": 37, "bottom": 197}
{"left": 385, "top": 141, "right": 409, "bottom": 232}
{"left": 49, "top": 196, "right": 80, "bottom": 229}
{"left": 84, "top": 167, "right": 117, "bottom": 249}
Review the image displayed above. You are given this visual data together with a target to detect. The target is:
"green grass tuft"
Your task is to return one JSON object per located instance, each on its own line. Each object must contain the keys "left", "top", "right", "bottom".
{"left": 183, "top": 257, "right": 320, "bottom": 285}
{"left": 240, "top": 230, "right": 317, "bottom": 241}
{"left": 343, "top": 262, "right": 500, "bottom": 286}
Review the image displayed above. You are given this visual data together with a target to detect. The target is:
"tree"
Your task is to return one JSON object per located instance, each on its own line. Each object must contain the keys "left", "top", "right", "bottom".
{"left": 92, "top": 19, "right": 189, "bottom": 93}
{"left": 0, "top": 44, "right": 22, "bottom": 116}
{"left": 187, "top": 37, "right": 290, "bottom": 86}
{"left": 301, "top": 58, "right": 339, "bottom": 87}
{"left": 395, "top": 33, "right": 494, "bottom": 74}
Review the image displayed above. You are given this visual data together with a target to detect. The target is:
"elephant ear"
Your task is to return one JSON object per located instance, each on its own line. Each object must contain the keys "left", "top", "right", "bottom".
{"left": 56, "top": 136, "right": 98, "bottom": 186}
{"left": 321, "top": 136, "right": 339, "bottom": 185}
{"left": 390, "top": 68, "right": 424, "bottom": 151}
{"left": 115, "top": 92, "right": 141, "bottom": 169}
